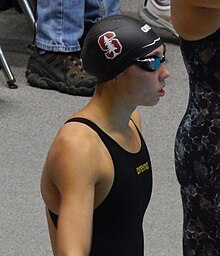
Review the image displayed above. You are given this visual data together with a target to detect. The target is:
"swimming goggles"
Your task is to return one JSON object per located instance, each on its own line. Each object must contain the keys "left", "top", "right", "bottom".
{"left": 134, "top": 55, "right": 166, "bottom": 72}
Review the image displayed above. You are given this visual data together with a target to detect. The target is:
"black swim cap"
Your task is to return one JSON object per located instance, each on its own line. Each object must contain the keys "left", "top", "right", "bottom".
{"left": 81, "top": 15, "right": 163, "bottom": 83}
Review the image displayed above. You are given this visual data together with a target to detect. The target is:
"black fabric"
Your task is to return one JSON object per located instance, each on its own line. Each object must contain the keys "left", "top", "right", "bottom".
{"left": 49, "top": 117, "right": 153, "bottom": 256}
{"left": 0, "top": 0, "right": 21, "bottom": 12}
{"left": 0, "top": 0, "right": 13, "bottom": 11}
{"left": 175, "top": 29, "right": 220, "bottom": 255}
{"left": 48, "top": 208, "right": 58, "bottom": 228}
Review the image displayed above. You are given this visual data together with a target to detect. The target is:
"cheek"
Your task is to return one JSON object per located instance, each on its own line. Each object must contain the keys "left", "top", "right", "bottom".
{"left": 137, "top": 75, "right": 157, "bottom": 94}
{"left": 124, "top": 69, "right": 159, "bottom": 103}
{"left": 137, "top": 77, "right": 160, "bottom": 105}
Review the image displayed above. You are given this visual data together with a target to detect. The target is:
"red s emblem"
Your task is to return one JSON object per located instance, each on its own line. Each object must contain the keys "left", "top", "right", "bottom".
{"left": 98, "top": 31, "right": 122, "bottom": 59}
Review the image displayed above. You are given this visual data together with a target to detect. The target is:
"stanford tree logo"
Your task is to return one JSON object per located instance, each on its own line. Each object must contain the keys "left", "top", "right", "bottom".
{"left": 98, "top": 31, "right": 122, "bottom": 60}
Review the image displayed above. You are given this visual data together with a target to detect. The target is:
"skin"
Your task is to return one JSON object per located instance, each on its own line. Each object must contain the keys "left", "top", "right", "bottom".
{"left": 171, "top": 0, "right": 220, "bottom": 40}
{"left": 40, "top": 44, "right": 169, "bottom": 256}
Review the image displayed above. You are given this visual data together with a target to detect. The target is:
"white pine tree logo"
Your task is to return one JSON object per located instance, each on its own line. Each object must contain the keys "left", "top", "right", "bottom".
{"left": 98, "top": 31, "right": 122, "bottom": 59}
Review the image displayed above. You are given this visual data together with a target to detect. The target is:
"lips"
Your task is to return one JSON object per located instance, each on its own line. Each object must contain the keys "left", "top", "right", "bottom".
{"left": 158, "top": 87, "right": 165, "bottom": 96}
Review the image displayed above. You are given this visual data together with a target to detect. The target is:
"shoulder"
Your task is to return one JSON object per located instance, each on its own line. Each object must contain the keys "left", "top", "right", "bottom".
{"left": 51, "top": 122, "right": 99, "bottom": 159}
{"left": 45, "top": 121, "right": 104, "bottom": 186}
{"left": 131, "top": 109, "right": 142, "bottom": 131}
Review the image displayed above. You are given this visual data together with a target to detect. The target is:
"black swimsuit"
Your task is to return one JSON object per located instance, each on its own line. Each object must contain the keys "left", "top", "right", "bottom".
{"left": 49, "top": 117, "right": 153, "bottom": 256}
{"left": 175, "top": 30, "right": 220, "bottom": 255}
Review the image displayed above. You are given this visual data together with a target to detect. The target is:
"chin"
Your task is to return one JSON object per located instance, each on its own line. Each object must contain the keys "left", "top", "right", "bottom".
{"left": 152, "top": 100, "right": 160, "bottom": 106}
{"left": 139, "top": 96, "right": 160, "bottom": 106}
{"left": 146, "top": 99, "right": 160, "bottom": 106}
{"left": 141, "top": 102, "right": 158, "bottom": 107}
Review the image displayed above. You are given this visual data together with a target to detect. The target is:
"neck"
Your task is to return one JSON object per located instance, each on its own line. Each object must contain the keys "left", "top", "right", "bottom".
{"left": 79, "top": 82, "right": 137, "bottom": 132}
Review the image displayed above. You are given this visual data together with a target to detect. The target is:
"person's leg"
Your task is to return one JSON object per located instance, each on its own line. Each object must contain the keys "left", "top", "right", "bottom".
{"left": 80, "top": 0, "right": 120, "bottom": 47}
{"left": 139, "top": 0, "right": 178, "bottom": 39}
{"left": 36, "top": 0, "right": 84, "bottom": 52}
{"left": 26, "top": 0, "right": 96, "bottom": 97}
{"left": 35, "top": 0, "right": 120, "bottom": 51}
{"left": 84, "top": 0, "right": 120, "bottom": 22}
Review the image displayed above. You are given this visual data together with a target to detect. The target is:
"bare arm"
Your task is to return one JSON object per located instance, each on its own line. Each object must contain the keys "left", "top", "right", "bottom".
{"left": 48, "top": 127, "right": 100, "bottom": 256}
{"left": 171, "top": 0, "right": 220, "bottom": 40}
{"left": 185, "top": 0, "right": 220, "bottom": 9}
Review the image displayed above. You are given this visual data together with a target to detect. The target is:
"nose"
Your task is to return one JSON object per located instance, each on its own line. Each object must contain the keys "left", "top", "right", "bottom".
{"left": 161, "top": 63, "right": 170, "bottom": 79}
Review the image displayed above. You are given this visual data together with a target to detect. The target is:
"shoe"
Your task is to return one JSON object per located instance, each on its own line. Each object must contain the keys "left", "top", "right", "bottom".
{"left": 25, "top": 48, "right": 96, "bottom": 97}
{"left": 139, "top": 0, "right": 178, "bottom": 38}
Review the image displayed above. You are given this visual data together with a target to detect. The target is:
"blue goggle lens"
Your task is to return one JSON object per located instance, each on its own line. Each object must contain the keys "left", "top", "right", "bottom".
{"left": 135, "top": 55, "right": 166, "bottom": 72}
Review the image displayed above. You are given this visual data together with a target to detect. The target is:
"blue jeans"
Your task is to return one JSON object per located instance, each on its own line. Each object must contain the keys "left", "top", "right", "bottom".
{"left": 36, "top": 0, "right": 120, "bottom": 52}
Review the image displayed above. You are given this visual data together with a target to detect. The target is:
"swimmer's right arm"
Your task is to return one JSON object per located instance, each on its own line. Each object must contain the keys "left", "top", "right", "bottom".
{"left": 49, "top": 129, "right": 100, "bottom": 256}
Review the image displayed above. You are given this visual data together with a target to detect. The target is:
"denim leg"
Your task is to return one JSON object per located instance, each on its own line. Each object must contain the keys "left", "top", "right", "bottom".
{"left": 78, "top": 0, "right": 120, "bottom": 48}
{"left": 35, "top": 0, "right": 120, "bottom": 53}
{"left": 84, "top": 0, "right": 120, "bottom": 24}
{"left": 35, "top": 0, "right": 85, "bottom": 52}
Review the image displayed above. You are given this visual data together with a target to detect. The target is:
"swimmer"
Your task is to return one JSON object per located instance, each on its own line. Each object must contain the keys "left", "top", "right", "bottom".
{"left": 40, "top": 14, "right": 169, "bottom": 256}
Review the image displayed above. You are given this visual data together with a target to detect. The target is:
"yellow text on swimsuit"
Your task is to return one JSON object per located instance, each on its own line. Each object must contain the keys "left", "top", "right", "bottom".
{"left": 136, "top": 162, "right": 149, "bottom": 175}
